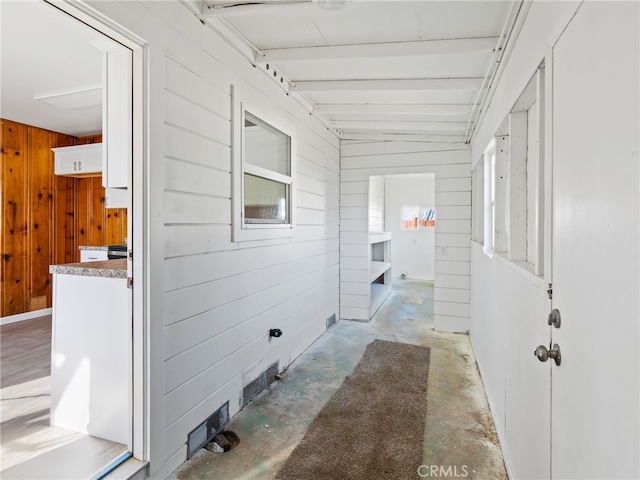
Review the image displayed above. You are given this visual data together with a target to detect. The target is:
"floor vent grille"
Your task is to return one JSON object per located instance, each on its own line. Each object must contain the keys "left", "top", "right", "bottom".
{"left": 187, "top": 401, "right": 229, "bottom": 459}
{"left": 326, "top": 313, "right": 337, "bottom": 330}
{"left": 242, "top": 362, "right": 278, "bottom": 409}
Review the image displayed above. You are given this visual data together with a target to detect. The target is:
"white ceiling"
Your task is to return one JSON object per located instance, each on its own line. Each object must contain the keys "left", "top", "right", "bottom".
{"left": 1, "top": 0, "right": 516, "bottom": 142}
{"left": 189, "top": 0, "right": 516, "bottom": 143}
{"left": 0, "top": 1, "right": 112, "bottom": 137}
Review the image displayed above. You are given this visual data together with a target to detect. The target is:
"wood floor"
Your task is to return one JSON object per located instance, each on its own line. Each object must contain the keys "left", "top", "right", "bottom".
{"left": 1, "top": 316, "right": 52, "bottom": 389}
{"left": 0, "top": 316, "right": 128, "bottom": 478}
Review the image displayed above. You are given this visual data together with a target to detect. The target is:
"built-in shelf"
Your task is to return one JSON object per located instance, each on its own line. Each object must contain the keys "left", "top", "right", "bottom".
{"left": 370, "top": 283, "right": 391, "bottom": 317}
{"left": 369, "top": 231, "right": 392, "bottom": 319}
{"left": 369, "top": 231, "right": 392, "bottom": 244}
{"left": 370, "top": 261, "right": 391, "bottom": 282}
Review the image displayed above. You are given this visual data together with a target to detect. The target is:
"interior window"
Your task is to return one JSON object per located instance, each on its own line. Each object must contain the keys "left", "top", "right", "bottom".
{"left": 243, "top": 112, "right": 291, "bottom": 225}
{"left": 231, "top": 87, "right": 296, "bottom": 241}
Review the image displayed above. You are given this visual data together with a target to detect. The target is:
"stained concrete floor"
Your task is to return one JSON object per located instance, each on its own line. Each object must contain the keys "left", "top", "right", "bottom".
{"left": 170, "top": 280, "right": 507, "bottom": 480}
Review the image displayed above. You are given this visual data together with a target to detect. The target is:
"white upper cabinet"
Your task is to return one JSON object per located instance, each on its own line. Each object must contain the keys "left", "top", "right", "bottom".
{"left": 96, "top": 41, "right": 132, "bottom": 189}
{"left": 105, "top": 187, "right": 128, "bottom": 209}
{"left": 52, "top": 143, "right": 102, "bottom": 177}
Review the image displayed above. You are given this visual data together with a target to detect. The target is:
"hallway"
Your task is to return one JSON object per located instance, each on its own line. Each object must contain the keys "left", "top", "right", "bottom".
{"left": 171, "top": 280, "right": 506, "bottom": 479}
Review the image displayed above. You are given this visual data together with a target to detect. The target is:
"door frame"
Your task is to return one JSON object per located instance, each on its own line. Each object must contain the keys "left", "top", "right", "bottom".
{"left": 46, "top": 0, "right": 148, "bottom": 461}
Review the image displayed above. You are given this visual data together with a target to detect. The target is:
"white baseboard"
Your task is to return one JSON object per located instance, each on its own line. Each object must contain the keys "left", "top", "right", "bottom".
{"left": 1, "top": 308, "right": 52, "bottom": 326}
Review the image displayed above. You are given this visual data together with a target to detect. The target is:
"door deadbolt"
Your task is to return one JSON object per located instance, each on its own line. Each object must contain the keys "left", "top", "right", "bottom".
{"left": 534, "top": 344, "right": 561, "bottom": 366}
{"left": 548, "top": 309, "right": 561, "bottom": 328}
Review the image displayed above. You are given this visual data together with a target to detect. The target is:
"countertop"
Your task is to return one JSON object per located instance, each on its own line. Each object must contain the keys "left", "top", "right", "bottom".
{"left": 79, "top": 245, "right": 109, "bottom": 251}
{"left": 49, "top": 259, "right": 127, "bottom": 278}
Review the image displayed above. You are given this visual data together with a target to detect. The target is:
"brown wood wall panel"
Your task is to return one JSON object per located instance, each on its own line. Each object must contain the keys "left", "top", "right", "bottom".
{"left": 27, "top": 127, "right": 54, "bottom": 308}
{"left": 89, "top": 177, "right": 106, "bottom": 247}
{"left": 53, "top": 177, "right": 75, "bottom": 266}
{"left": 77, "top": 134, "right": 102, "bottom": 145}
{"left": 1, "top": 120, "right": 127, "bottom": 317}
{"left": 51, "top": 132, "right": 78, "bottom": 268}
{"left": 106, "top": 209, "right": 127, "bottom": 245}
{"left": 75, "top": 133, "right": 127, "bottom": 261}
{"left": 74, "top": 176, "right": 90, "bottom": 253}
{"left": 1, "top": 120, "right": 28, "bottom": 316}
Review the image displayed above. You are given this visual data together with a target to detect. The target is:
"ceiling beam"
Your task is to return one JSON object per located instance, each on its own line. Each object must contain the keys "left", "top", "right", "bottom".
{"left": 202, "top": 0, "right": 314, "bottom": 17}
{"left": 205, "top": 18, "right": 260, "bottom": 63}
{"left": 332, "top": 120, "right": 469, "bottom": 133}
{"left": 258, "top": 37, "right": 498, "bottom": 63}
{"left": 315, "top": 103, "right": 474, "bottom": 115}
{"left": 341, "top": 132, "right": 468, "bottom": 144}
{"left": 292, "top": 78, "right": 483, "bottom": 92}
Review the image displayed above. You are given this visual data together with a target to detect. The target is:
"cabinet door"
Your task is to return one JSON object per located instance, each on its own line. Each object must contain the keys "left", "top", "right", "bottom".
{"left": 102, "top": 46, "right": 132, "bottom": 189}
{"left": 54, "top": 147, "right": 84, "bottom": 175}
{"left": 80, "top": 250, "right": 109, "bottom": 262}
{"left": 79, "top": 144, "right": 102, "bottom": 173}
{"left": 53, "top": 144, "right": 101, "bottom": 176}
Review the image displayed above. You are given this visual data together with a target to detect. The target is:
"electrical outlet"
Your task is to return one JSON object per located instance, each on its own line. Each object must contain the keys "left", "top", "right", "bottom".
{"left": 440, "top": 246, "right": 448, "bottom": 256}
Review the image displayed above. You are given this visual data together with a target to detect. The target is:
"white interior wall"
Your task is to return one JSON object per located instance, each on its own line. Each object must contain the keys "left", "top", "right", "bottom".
{"left": 368, "top": 175, "right": 385, "bottom": 233}
{"left": 86, "top": 2, "right": 339, "bottom": 477}
{"left": 469, "top": 2, "right": 598, "bottom": 478}
{"left": 340, "top": 141, "right": 471, "bottom": 331}
{"left": 384, "top": 174, "right": 435, "bottom": 281}
{"left": 471, "top": 0, "right": 581, "bottom": 163}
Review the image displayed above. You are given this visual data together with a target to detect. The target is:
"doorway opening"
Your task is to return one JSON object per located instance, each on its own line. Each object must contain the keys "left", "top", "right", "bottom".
{"left": 0, "top": 1, "right": 141, "bottom": 477}
{"left": 369, "top": 173, "right": 436, "bottom": 327}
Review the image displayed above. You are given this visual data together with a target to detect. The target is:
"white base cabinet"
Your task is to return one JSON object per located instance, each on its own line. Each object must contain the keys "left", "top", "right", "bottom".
{"left": 50, "top": 272, "right": 130, "bottom": 446}
{"left": 80, "top": 249, "right": 109, "bottom": 262}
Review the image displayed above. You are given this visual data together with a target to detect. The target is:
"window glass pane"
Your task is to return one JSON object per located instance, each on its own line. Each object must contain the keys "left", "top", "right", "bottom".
{"left": 245, "top": 112, "right": 290, "bottom": 176}
{"left": 401, "top": 206, "right": 419, "bottom": 229}
{"left": 244, "top": 174, "right": 289, "bottom": 224}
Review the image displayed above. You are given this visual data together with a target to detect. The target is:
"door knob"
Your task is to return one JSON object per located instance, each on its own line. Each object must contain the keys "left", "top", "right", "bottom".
{"left": 534, "top": 344, "right": 561, "bottom": 366}
{"left": 548, "top": 308, "right": 561, "bottom": 328}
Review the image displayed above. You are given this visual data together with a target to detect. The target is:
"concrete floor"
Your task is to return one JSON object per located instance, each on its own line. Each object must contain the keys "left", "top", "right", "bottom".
{"left": 170, "top": 280, "right": 507, "bottom": 480}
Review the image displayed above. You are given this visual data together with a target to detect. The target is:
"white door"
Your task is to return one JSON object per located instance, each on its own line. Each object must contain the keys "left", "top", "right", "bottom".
{"left": 551, "top": 2, "right": 639, "bottom": 478}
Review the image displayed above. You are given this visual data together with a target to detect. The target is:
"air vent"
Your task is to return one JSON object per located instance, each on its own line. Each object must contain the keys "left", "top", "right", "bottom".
{"left": 242, "top": 363, "right": 279, "bottom": 409}
{"left": 187, "top": 401, "right": 230, "bottom": 459}
{"left": 33, "top": 85, "right": 102, "bottom": 110}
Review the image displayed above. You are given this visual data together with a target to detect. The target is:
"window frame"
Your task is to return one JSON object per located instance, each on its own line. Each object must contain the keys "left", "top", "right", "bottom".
{"left": 471, "top": 159, "right": 484, "bottom": 244}
{"left": 231, "top": 86, "right": 296, "bottom": 242}
{"left": 483, "top": 139, "right": 496, "bottom": 256}
{"left": 479, "top": 64, "right": 545, "bottom": 275}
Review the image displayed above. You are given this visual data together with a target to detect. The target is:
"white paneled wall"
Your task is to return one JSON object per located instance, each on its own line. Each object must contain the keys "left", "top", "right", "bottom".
{"left": 88, "top": 1, "right": 340, "bottom": 476}
{"left": 466, "top": 3, "right": 582, "bottom": 478}
{"left": 385, "top": 175, "right": 436, "bottom": 281}
{"left": 340, "top": 141, "right": 471, "bottom": 331}
{"left": 368, "top": 176, "right": 385, "bottom": 233}
{"left": 162, "top": 50, "right": 339, "bottom": 471}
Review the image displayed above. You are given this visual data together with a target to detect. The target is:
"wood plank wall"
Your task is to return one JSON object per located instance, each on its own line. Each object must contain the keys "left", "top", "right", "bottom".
{"left": 160, "top": 49, "right": 340, "bottom": 465}
{"left": 340, "top": 140, "right": 472, "bottom": 332}
{"left": 81, "top": 2, "right": 339, "bottom": 475}
{"left": 0, "top": 120, "right": 127, "bottom": 317}
{"left": 76, "top": 135, "right": 128, "bottom": 248}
